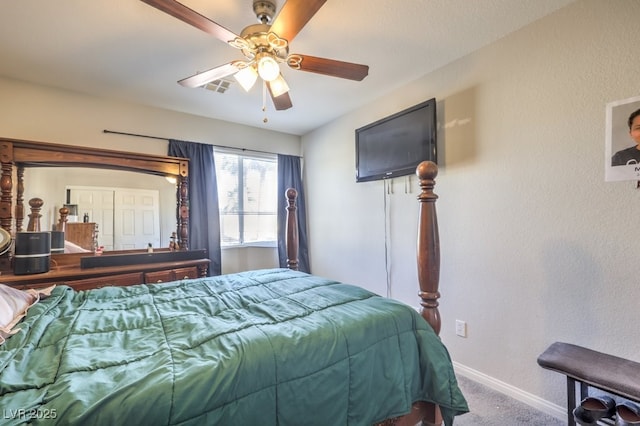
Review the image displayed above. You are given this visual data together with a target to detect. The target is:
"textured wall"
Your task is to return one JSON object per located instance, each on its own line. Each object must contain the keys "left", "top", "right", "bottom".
{"left": 303, "top": 0, "right": 640, "bottom": 415}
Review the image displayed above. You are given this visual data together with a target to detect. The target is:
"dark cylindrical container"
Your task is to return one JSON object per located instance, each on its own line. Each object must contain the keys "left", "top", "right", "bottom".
{"left": 14, "top": 232, "right": 51, "bottom": 275}
{"left": 50, "top": 231, "right": 65, "bottom": 254}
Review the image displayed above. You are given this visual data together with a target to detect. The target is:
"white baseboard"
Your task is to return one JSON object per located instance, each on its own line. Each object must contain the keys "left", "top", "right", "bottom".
{"left": 453, "top": 361, "right": 566, "bottom": 421}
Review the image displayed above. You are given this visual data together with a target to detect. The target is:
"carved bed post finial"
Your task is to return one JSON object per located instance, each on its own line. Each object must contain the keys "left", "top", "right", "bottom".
{"left": 416, "top": 161, "right": 441, "bottom": 335}
{"left": 57, "top": 206, "right": 69, "bottom": 232}
{"left": 285, "top": 188, "right": 299, "bottom": 271}
{"left": 26, "top": 197, "right": 44, "bottom": 232}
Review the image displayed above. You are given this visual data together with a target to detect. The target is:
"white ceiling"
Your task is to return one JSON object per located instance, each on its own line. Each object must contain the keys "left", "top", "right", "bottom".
{"left": 0, "top": 0, "right": 576, "bottom": 136}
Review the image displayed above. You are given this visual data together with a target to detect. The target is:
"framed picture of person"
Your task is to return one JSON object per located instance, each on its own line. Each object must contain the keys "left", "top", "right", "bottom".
{"left": 605, "top": 95, "right": 640, "bottom": 182}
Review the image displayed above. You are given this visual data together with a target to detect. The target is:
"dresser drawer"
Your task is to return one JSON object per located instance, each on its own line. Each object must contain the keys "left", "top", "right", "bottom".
{"left": 66, "top": 272, "right": 145, "bottom": 291}
{"left": 14, "top": 282, "right": 59, "bottom": 291}
{"left": 144, "top": 270, "right": 174, "bottom": 284}
{"left": 144, "top": 266, "right": 199, "bottom": 284}
{"left": 2, "top": 258, "right": 210, "bottom": 291}
{"left": 173, "top": 266, "right": 199, "bottom": 280}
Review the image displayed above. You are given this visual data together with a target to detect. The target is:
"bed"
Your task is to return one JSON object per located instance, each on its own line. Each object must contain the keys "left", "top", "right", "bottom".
{"left": 0, "top": 161, "right": 468, "bottom": 425}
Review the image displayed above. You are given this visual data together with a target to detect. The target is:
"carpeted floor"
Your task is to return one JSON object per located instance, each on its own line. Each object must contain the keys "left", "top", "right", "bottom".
{"left": 453, "top": 375, "right": 564, "bottom": 425}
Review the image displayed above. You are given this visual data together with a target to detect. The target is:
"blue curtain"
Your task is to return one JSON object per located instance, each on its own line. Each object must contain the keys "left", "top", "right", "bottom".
{"left": 277, "top": 154, "right": 309, "bottom": 273}
{"left": 168, "top": 139, "right": 221, "bottom": 276}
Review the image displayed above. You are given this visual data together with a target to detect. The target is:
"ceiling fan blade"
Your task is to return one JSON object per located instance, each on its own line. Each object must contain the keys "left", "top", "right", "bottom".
{"left": 267, "top": 83, "right": 293, "bottom": 110}
{"left": 270, "top": 0, "right": 326, "bottom": 42}
{"left": 178, "top": 62, "right": 241, "bottom": 88}
{"left": 290, "top": 54, "right": 369, "bottom": 81}
{"left": 140, "top": 0, "right": 238, "bottom": 42}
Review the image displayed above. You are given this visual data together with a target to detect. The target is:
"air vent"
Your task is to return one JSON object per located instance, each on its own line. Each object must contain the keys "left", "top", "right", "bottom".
{"left": 201, "top": 78, "right": 233, "bottom": 93}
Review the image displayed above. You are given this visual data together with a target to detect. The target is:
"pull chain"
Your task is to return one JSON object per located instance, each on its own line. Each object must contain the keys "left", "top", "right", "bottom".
{"left": 262, "top": 81, "right": 268, "bottom": 123}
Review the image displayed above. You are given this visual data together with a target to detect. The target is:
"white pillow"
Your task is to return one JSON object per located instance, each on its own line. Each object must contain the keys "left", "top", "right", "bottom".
{"left": 0, "top": 284, "right": 55, "bottom": 344}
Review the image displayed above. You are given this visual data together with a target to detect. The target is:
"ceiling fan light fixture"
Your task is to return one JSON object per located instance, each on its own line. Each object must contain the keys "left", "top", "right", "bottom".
{"left": 142, "top": 0, "right": 369, "bottom": 114}
{"left": 257, "top": 54, "right": 280, "bottom": 82}
{"left": 269, "top": 74, "right": 290, "bottom": 98}
{"left": 234, "top": 65, "right": 258, "bottom": 92}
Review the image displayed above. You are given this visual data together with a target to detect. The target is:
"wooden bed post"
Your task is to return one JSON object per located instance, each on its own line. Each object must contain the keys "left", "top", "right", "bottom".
{"left": 381, "top": 163, "right": 444, "bottom": 426}
{"left": 417, "top": 161, "right": 443, "bottom": 426}
{"left": 26, "top": 197, "right": 44, "bottom": 232}
{"left": 416, "top": 161, "right": 441, "bottom": 335}
{"left": 56, "top": 206, "right": 69, "bottom": 232}
{"left": 285, "top": 188, "right": 299, "bottom": 271}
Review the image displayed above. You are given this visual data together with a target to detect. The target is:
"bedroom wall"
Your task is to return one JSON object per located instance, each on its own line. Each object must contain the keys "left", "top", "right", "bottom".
{"left": 302, "top": 0, "right": 640, "bottom": 418}
{"left": 0, "top": 77, "right": 300, "bottom": 272}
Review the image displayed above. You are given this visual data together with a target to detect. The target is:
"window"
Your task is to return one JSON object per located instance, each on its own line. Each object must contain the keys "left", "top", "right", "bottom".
{"left": 214, "top": 150, "right": 278, "bottom": 247}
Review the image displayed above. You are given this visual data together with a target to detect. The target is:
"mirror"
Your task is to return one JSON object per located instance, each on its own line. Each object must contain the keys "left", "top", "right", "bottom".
{"left": 0, "top": 137, "right": 190, "bottom": 272}
{"left": 24, "top": 167, "right": 178, "bottom": 253}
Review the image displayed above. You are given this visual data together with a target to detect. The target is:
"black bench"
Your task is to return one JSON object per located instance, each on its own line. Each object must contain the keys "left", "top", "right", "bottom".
{"left": 537, "top": 342, "right": 640, "bottom": 426}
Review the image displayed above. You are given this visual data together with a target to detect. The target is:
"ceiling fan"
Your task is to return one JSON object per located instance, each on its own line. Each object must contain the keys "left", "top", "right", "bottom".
{"left": 141, "top": 0, "right": 369, "bottom": 111}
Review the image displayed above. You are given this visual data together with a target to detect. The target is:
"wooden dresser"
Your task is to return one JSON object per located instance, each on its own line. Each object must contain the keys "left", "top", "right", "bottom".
{"left": 2, "top": 228, "right": 210, "bottom": 291}
{"left": 2, "top": 256, "right": 210, "bottom": 291}
{"left": 65, "top": 222, "right": 99, "bottom": 251}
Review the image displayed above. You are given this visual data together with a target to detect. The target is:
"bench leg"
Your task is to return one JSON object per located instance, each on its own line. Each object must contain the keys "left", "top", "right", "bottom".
{"left": 580, "top": 382, "right": 588, "bottom": 401}
{"left": 567, "top": 379, "right": 593, "bottom": 426}
{"left": 567, "top": 377, "right": 576, "bottom": 426}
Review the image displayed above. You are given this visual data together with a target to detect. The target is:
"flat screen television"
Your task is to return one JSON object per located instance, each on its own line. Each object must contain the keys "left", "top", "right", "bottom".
{"left": 355, "top": 98, "right": 437, "bottom": 183}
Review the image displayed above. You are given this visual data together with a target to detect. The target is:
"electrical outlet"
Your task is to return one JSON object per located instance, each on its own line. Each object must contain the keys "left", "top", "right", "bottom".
{"left": 455, "top": 320, "right": 467, "bottom": 337}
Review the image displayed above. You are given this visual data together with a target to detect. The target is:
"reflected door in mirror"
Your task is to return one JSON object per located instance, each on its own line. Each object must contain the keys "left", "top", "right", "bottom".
{"left": 68, "top": 186, "right": 161, "bottom": 251}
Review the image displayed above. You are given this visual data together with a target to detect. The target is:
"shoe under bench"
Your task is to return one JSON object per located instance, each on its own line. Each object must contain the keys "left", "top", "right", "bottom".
{"left": 537, "top": 341, "right": 640, "bottom": 426}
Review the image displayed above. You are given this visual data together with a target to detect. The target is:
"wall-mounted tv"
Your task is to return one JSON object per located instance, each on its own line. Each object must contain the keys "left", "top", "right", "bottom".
{"left": 355, "top": 98, "right": 437, "bottom": 183}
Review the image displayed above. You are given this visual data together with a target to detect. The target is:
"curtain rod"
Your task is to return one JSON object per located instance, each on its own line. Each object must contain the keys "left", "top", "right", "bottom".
{"left": 102, "top": 129, "right": 302, "bottom": 158}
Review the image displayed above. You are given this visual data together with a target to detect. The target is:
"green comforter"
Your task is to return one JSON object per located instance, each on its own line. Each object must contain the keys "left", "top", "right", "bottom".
{"left": 0, "top": 268, "right": 468, "bottom": 425}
